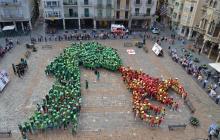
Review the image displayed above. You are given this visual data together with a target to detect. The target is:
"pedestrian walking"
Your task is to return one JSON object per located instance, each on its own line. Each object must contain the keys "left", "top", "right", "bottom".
{"left": 85, "top": 80, "right": 88, "bottom": 89}
{"left": 97, "top": 71, "right": 100, "bottom": 80}
{"left": 203, "top": 79, "right": 208, "bottom": 88}
{"left": 215, "top": 95, "right": 220, "bottom": 104}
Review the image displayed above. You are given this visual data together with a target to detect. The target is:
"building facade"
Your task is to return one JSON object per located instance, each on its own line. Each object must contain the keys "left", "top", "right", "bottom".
{"left": 198, "top": 0, "right": 220, "bottom": 61}
{"left": 130, "top": 0, "right": 157, "bottom": 29}
{"left": 178, "top": 0, "right": 206, "bottom": 40}
{"left": 42, "top": 0, "right": 158, "bottom": 29}
{"left": 0, "top": 0, "right": 39, "bottom": 31}
{"left": 114, "top": 0, "right": 130, "bottom": 27}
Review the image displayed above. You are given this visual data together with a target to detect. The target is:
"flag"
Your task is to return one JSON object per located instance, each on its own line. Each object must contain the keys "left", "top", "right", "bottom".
{"left": 160, "top": 4, "right": 168, "bottom": 16}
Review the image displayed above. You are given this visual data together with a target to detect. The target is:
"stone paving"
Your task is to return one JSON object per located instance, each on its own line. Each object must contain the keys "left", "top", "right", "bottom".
{"left": 0, "top": 39, "right": 219, "bottom": 140}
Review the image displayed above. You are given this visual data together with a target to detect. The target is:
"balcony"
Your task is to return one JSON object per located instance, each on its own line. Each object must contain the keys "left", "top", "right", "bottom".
{"left": 81, "top": 13, "right": 93, "bottom": 18}
{"left": 64, "top": 13, "right": 78, "bottom": 18}
{"left": 116, "top": 6, "right": 130, "bottom": 10}
{"left": 106, "top": 3, "right": 112, "bottom": 8}
{"left": 204, "top": 34, "right": 220, "bottom": 44}
{"left": 80, "top": 2, "right": 93, "bottom": 6}
{"left": 0, "top": 1, "right": 21, "bottom": 7}
{"left": 44, "top": 4, "right": 60, "bottom": 8}
{"left": 63, "top": 1, "right": 77, "bottom": 6}
{"left": 0, "top": 14, "right": 24, "bottom": 20}
{"left": 131, "top": 13, "right": 150, "bottom": 19}
{"left": 193, "top": 26, "right": 206, "bottom": 35}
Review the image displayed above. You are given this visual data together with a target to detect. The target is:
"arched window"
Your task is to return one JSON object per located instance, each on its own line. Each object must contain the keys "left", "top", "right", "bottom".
{"left": 209, "top": 0, "right": 213, "bottom": 6}
{"left": 213, "top": 1, "right": 217, "bottom": 8}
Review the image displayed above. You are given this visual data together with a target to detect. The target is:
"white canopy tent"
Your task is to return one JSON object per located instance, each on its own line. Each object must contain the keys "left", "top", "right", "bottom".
{"left": 209, "top": 63, "right": 220, "bottom": 73}
{"left": 2, "top": 25, "right": 15, "bottom": 31}
{"left": 152, "top": 43, "right": 162, "bottom": 56}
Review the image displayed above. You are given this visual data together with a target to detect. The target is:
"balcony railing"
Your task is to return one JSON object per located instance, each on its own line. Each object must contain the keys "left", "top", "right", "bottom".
{"left": 193, "top": 26, "right": 205, "bottom": 34}
{"left": 81, "top": 14, "right": 93, "bottom": 18}
{"left": 204, "top": 33, "right": 220, "bottom": 44}
{"left": 63, "top": 1, "right": 77, "bottom": 5}
{"left": 64, "top": 13, "right": 78, "bottom": 18}
{"left": 80, "top": 2, "right": 93, "bottom": 6}
{"left": 131, "top": 13, "right": 150, "bottom": 17}
{"left": 44, "top": 4, "right": 60, "bottom": 8}
{"left": 0, "top": 1, "right": 21, "bottom": 7}
{"left": 0, "top": 14, "right": 24, "bottom": 20}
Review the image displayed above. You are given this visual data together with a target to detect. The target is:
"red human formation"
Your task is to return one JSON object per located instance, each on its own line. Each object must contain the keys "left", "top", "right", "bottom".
{"left": 118, "top": 66, "right": 188, "bottom": 126}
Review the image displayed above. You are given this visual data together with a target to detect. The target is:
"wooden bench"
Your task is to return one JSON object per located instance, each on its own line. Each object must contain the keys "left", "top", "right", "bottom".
{"left": 124, "top": 42, "right": 133, "bottom": 47}
{"left": 168, "top": 124, "right": 186, "bottom": 131}
{"left": 0, "top": 130, "right": 12, "bottom": 137}
{"left": 184, "top": 99, "right": 196, "bottom": 113}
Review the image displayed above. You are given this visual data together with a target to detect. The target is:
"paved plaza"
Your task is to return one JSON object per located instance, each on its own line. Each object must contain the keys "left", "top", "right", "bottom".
{"left": 0, "top": 38, "right": 219, "bottom": 140}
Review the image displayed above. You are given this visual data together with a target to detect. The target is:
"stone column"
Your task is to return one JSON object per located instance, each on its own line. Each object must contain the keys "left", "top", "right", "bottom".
{"left": 93, "top": 20, "right": 96, "bottom": 29}
{"left": 200, "top": 40, "right": 207, "bottom": 53}
{"left": 13, "top": 21, "right": 17, "bottom": 31}
{"left": 187, "top": 28, "right": 193, "bottom": 40}
{"left": 29, "top": 20, "right": 32, "bottom": 30}
{"left": 208, "top": 44, "right": 215, "bottom": 58}
{"left": 216, "top": 51, "right": 220, "bottom": 62}
{"left": 21, "top": 22, "right": 24, "bottom": 31}
{"left": 78, "top": 19, "right": 81, "bottom": 29}
{"left": 63, "top": 19, "right": 66, "bottom": 30}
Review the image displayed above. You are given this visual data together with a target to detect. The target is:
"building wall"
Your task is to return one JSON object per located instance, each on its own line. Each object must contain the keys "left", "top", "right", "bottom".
{"left": 43, "top": 0, "right": 64, "bottom": 19}
{"left": 0, "top": 0, "right": 34, "bottom": 21}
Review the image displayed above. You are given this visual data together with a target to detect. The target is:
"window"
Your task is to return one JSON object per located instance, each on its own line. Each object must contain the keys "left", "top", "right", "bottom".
{"left": 209, "top": 0, "right": 213, "bottom": 6}
{"left": 106, "top": 9, "right": 111, "bottom": 17}
{"left": 213, "top": 1, "right": 217, "bottom": 8}
{"left": 117, "top": 0, "right": 120, "bottom": 9}
{"left": 208, "top": 20, "right": 215, "bottom": 35}
{"left": 84, "top": 0, "right": 88, "bottom": 5}
{"left": 135, "top": 8, "right": 139, "bottom": 15}
{"left": 125, "top": 11, "right": 128, "bottom": 19}
{"left": 107, "top": 0, "right": 112, "bottom": 4}
{"left": 175, "top": 2, "right": 179, "bottom": 6}
{"left": 190, "top": 7, "right": 193, "bottom": 12}
{"left": 69, "top": 9, "right": 73, "bottom": 17}
{"left": 147, "top": 0, "right": 152, "bottom": 4}
{"left": 97, "top": 0, "right": 102, "bottom": 4}
{"left": 126, "top": 0, "right": 129, "bottom": 9}
{"left": 136, "top": 0, "right": 140, "bottom": 4}
{"left": 116, "top": 11, "right": 120, "bottom": 19}
{"left": 97, "top": 9, "right": 102, "bottom": 17}
{"left": 146, "top": 8, "right": 151, "bottom": 15}
{"left": 84, "top": 8, "right": 89, "bottom": 17}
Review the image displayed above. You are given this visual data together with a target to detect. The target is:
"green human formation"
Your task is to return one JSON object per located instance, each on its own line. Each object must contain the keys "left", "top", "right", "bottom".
{"left": 18, "top": 42, "right": 122, "bottom": 138}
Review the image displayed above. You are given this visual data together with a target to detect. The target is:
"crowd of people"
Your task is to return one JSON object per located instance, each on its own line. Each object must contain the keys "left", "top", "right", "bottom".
{"left": 169, "top": 47, "right": 220, "bottom": 105}
{"left": 0, "top": 38, "right": 17, "bottom": 58}
{"left": 30, "top": 31, "right": 131, "bottom": 44}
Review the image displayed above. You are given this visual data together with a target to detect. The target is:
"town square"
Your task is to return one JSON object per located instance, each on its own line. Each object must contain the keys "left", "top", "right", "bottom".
{"left": 0, "top": 0, "right": 219, "bottom": 140}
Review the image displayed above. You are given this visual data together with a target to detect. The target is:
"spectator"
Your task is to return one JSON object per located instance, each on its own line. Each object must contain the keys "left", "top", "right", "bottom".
{"left": 203, "top": 79, "right": 208, "bottom": 88}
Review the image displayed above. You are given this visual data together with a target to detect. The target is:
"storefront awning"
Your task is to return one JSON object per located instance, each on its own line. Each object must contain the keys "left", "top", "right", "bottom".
{"left": 2, "top": 25, "right": 15, "bottom": 31}
{"left": 209, "top": 63, "right": 220, "bottom": 73}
